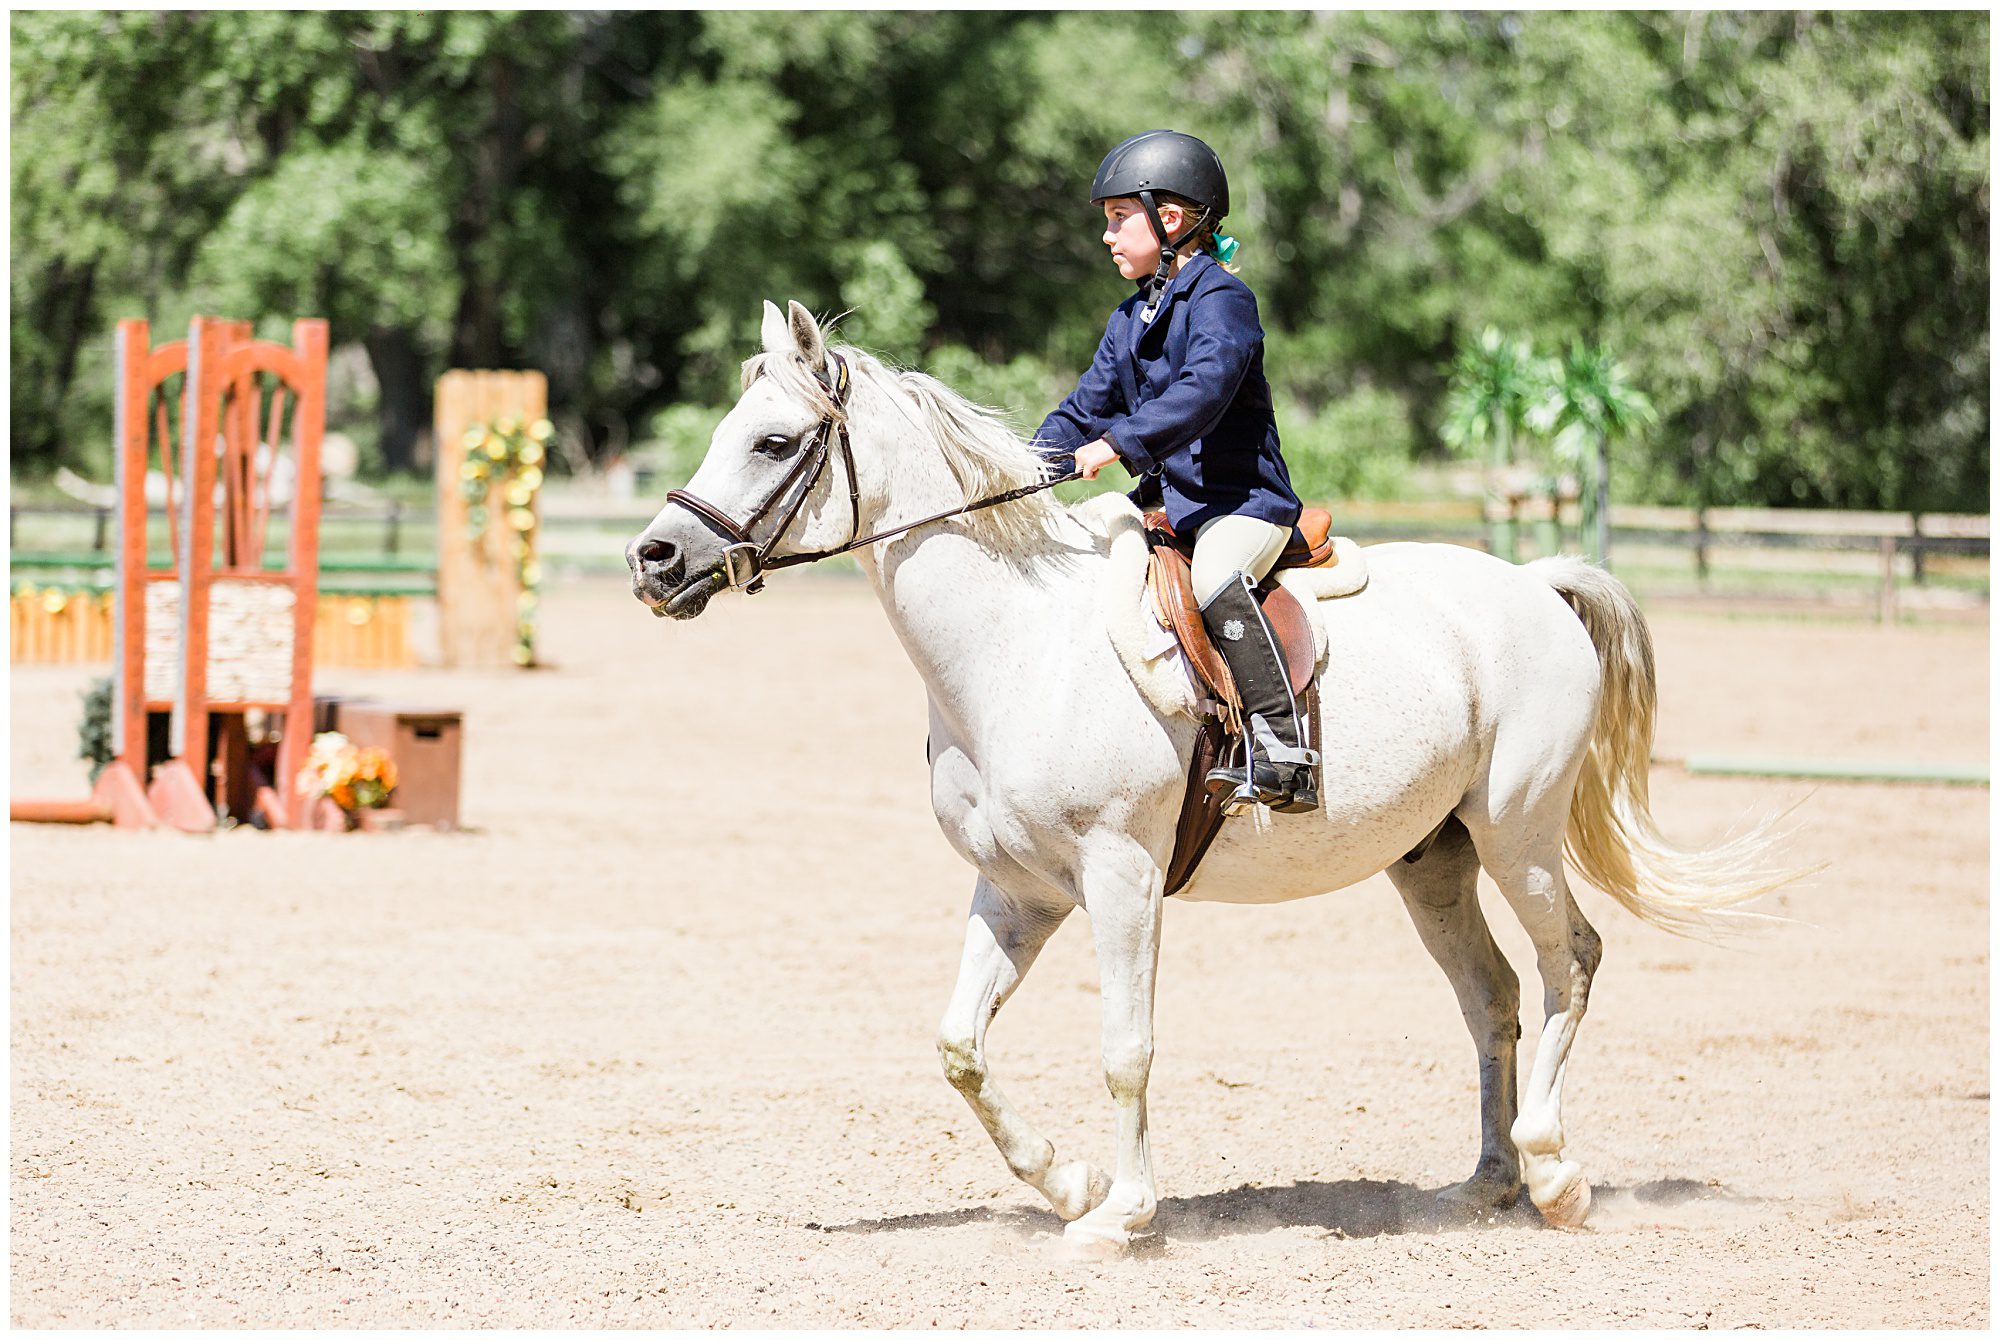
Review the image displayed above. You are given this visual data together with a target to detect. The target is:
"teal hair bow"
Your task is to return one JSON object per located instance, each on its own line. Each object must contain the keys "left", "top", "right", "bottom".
{"left": 1213, "top": 233, "right": 1240, "bottom": 264}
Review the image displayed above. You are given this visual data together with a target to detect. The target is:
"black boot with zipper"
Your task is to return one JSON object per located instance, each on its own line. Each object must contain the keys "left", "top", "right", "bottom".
{"left": 1198, "top": 570, "right": 1320, "bottom": 814}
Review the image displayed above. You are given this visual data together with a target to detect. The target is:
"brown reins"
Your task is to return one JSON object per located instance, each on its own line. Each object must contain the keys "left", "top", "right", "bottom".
{"left": 662, "top": 350, "right": 1075, "bottom": 595}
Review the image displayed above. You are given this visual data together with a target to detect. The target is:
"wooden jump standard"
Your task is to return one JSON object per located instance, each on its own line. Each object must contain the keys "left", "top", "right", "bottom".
{"left": 11, "top": 315, "right": 328, "bottom": 830}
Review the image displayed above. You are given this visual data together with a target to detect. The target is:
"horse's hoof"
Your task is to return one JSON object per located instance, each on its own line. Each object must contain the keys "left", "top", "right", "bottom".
{"left": 1040, "top": 1161, "right": 1112, "bottom": 1222}
{"left": 1531, "top": 1161, "right": 1593, "bottom": 1228}
{"left": 1437, "top": 1167, "right": 1522, "bottom": 1218}
{"left": 1060, "top": 1216, "right": 1131, "bottom": 1261}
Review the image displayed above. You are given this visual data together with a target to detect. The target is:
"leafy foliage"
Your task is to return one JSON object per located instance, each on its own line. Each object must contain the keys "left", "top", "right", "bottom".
{"left": 1533, "top": 341, "right": 1659, "bottom": 559}
{"left": 10, "top": 11, "right": 1987, "bottom": 509}
{"left": 77, "top": 676, "right": 115, "bottom": 784}
{"left": 1282, "top": 388, "right": 1414, "bottom": 502}
{"left": 1531, "top": 343, "right": 1656, "bottom": 468}
{"left": 1440, "top": 327, "right": 1545, "bottom": 466}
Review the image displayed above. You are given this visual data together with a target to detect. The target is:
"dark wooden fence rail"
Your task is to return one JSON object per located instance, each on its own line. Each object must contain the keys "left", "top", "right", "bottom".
{"left": 12, "top": 499, "right": 1991, "bottom": 555}
{"left": 12, "top": 499, "right": 1989, "bottom": 622}
{"left": 11, "top": 499, "right": 413, "bottom": 553}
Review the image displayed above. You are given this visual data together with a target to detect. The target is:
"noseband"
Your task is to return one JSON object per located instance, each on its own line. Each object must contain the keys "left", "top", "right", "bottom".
{"left": 661, "top": 349, "right": 1076, "bottom": 595}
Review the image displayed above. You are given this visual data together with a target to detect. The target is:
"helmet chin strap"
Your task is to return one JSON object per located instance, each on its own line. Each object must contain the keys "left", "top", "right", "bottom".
{"left": 1137, "top": 189, "right": 1208, "bottom": 317}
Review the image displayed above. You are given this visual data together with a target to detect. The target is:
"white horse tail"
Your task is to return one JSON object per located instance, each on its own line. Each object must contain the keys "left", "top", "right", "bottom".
{"left": 1530, "top": 556, "right": 1810, "bottom": 939}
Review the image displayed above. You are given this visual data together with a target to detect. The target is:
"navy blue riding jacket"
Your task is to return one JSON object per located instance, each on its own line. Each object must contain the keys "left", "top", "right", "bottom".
{"left": 1034, "top": 252, "right": 1304, "bottom": 538}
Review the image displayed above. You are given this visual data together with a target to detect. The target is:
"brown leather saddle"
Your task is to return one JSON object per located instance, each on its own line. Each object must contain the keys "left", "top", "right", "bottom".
{"left": 1142, "top": 509, "right": 1338, "bottom": 896}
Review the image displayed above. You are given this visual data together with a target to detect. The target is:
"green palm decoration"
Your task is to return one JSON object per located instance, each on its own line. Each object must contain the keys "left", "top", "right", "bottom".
{"left": 1441, "top": 327, "right": 1544, "bottom": 561}
{"left": 1528, "top": 341, "right": 1657, "bottom": 566}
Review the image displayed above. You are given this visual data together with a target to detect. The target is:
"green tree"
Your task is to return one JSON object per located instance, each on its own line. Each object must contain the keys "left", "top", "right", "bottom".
{"left": 1529, "top": 341, "right": 1657, "bottom": 565}
{"left": 9, "top": 10, "right": 1987, "bottom": 514}
{"left": 1441, "top": 327, "right": 1546, "bottom": 559}
{"left": 11, "top": 11, "right": 702, "bottom": 471}
{"left": 190, "top": 144, "right": 456, "bottom": 464}
{"left": 11, "top": 12, "right": 242, "bottom": 468}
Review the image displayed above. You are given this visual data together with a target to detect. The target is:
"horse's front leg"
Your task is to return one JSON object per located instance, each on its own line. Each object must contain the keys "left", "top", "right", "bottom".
{"left": 938, "top": 876, "right": 1110, "bottom": 1221}
{"left": 1063, "top": 838, "right": 1165, "bottom": 1258}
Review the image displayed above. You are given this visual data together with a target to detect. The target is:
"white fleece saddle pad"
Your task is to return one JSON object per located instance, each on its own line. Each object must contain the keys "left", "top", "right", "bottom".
{"left": 1072, "top": 493, "right": 1369, "bottom": 721}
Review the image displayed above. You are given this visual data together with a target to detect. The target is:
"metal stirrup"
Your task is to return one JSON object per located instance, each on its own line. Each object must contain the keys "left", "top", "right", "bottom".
{"left": 1249, "top": 713, "right": 1319, "bottom": 769}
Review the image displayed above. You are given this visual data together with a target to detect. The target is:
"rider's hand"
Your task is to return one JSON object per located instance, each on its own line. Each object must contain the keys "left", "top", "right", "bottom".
{"left": 1073, "top": 439, "right": 1122, "bottom": 481}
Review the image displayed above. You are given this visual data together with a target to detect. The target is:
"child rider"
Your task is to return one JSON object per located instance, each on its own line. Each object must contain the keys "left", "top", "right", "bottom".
{"left": 1035, "top": 129, "right": 1317, "bottom": 813}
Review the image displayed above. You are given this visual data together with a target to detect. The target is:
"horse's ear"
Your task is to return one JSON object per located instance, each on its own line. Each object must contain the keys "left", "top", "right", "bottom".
{"left": 760, "top": 300, "right": 792, "bottom": 356}
{"left": 787, "top": 300, "right": 826, "bottom": 372}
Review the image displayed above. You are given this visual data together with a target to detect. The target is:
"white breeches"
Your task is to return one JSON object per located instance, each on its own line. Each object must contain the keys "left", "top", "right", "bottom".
{"left": 1190, "top": 514, "right": 1291, "bottom": 606}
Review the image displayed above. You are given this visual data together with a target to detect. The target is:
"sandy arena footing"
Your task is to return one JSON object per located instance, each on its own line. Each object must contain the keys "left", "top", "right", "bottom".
{"left": 11, "top": 575, "right": 1988, "bottom": 1327}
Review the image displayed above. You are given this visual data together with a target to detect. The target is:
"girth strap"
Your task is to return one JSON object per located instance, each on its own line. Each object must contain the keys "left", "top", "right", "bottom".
{"left": 1163, "top": 719, "right": 1231, "bottom": 897}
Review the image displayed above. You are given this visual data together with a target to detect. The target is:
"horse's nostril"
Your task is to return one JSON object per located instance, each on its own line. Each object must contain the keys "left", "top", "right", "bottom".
{"left": 637, "top": 537, "right": 676, "bottom": 566}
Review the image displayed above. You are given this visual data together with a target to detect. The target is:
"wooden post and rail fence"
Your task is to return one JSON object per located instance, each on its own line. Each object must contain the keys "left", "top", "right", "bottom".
{"left": 12, "top": 497, "right": 1989, "bottom": 662}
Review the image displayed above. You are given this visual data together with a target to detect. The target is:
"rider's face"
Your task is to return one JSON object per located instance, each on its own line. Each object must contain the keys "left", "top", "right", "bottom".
{"left": 1101, "top": 197, "right": 1184, "bottom": 282}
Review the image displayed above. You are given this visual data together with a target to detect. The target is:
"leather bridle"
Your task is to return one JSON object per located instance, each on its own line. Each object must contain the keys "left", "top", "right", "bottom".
{"left": 661, "top": 350, "right": 1075, "bottom": 596}
{"left": 662, "top": 352, "right": 861, "bottom": 594}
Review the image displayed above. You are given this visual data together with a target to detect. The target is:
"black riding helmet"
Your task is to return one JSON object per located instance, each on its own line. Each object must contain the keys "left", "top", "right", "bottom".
{"left": 1090, "top": 130, "right": 1229, "bottom": 306}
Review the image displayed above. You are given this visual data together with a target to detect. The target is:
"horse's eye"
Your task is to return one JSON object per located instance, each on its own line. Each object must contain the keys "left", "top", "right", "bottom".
{"left": 754, "top": 433, "right": 797, "bottom": 458}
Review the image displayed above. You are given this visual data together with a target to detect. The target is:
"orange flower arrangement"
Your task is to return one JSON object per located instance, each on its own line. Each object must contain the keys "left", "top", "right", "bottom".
{"left": 299, "top": 732, "right": 399, "bottom": 812}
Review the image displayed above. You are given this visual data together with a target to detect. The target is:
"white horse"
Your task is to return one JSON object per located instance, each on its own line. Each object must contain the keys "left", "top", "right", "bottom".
{"left": 628, "top": 301, "right": 1800, "bottom": 1257}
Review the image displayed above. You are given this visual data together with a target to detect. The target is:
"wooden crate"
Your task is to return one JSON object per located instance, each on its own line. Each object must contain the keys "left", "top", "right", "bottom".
{"left": 337, "top": 702, "right": 464, "bottom": 831}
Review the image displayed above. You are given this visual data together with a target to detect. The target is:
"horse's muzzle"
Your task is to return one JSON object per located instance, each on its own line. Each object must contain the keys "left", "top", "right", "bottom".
{"left": 627, "top": 528, "right": 724, "bottom": 620}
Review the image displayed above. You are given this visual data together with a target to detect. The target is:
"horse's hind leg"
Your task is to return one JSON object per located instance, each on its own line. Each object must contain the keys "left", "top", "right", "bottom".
{"left": 938, "top": 877, "right": 1110, "bottom": 1222}
{"left": 1387, "top": 816, "right": 1524, "bottom": 1214}
{"left": 1463, "top": 800, "right": 1603, "bottom": 1229}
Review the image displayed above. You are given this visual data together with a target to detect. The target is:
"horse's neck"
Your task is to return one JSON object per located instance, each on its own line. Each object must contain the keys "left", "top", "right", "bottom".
{"left": 854, "top": 463, "right": 1097, "bottom": 744}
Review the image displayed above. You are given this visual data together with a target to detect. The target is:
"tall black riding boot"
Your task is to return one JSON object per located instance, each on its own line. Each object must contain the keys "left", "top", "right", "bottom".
{"left": 1199, "top": 570, "right": 1319, "bottom": 813}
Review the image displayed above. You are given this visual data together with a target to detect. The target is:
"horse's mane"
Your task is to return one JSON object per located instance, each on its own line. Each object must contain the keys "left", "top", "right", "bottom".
{"left": 741, "top": 340, "right": 1067, "bottom": 555}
